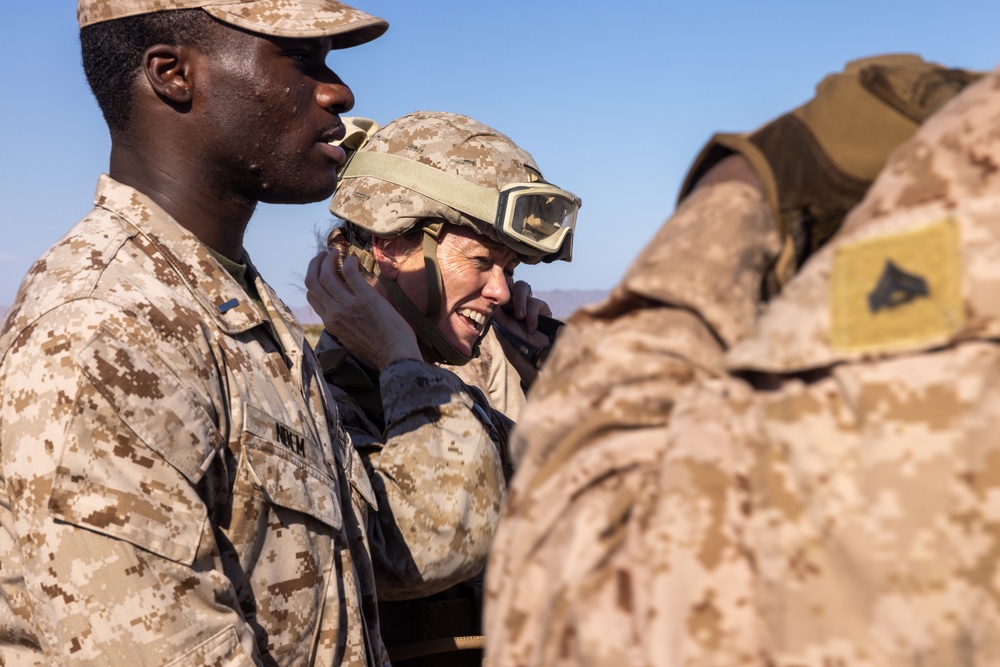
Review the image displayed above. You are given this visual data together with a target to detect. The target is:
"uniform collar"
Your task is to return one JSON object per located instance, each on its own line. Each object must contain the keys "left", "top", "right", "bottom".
{"left": 92, "top": 174, "right": 269, "bottom": 335}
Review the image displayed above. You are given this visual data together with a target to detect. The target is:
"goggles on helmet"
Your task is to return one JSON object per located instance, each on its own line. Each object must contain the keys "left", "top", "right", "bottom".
{"left": 339, "top": 151, "right": 581, "bottom": 262}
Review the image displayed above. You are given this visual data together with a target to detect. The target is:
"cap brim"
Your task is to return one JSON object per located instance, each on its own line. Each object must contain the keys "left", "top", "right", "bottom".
{"left": 203, "top": 0, "right": 388, "bottom": 46}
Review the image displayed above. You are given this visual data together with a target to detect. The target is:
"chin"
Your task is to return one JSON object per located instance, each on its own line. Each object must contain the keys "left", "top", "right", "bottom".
{"left": 447, "top": 336, "right": 475, "bottom": 358}
{"left": 260, "top": 186, "right": 337, "bottom": 205}
{"left": 255, "top": 173, "right": 338, "bottom": 205}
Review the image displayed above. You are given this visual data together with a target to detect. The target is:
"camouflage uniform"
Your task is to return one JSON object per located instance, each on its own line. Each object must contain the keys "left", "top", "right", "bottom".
{"left": 0, "top": 177, "right": 388, "bottom": 666}
{"left": 446, "top": 327, "right": 527, "bottom": 421}
{"left": 485, "top": 69, "right": 1000, "bottom": 666}
{"left": 314, "top": 330, "right": 513, "bottom": 665}
{"left": 314, "top": 330, "right": 513, "bottom": 598}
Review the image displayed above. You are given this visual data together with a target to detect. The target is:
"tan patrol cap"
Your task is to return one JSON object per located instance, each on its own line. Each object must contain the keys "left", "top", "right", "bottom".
{"left": 77, "top": 0, "right": 388, "bottom": 47}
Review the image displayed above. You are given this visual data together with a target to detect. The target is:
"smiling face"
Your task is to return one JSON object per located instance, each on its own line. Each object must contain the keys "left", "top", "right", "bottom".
{"left": 390, "top": 225, "right": 517, "bottom": 357}
{"left": 195, "top": 26, "right": 354, "bottom": 205}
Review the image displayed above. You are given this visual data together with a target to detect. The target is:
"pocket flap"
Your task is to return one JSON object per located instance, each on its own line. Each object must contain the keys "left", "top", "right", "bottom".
{"left": 243, "top": 406, "right": 343, "bottom": 531}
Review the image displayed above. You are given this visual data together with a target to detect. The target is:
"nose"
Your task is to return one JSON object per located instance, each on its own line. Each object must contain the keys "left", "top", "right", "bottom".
{"left": 316, "top": 77, "right": 355, "bottom": 115}
{"left": 482, "top": 267, "right": 511, "bottom": 305}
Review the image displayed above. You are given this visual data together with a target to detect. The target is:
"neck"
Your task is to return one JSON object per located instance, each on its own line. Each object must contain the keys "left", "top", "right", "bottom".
{"left": 109, "top": 142, "right": 256, "bottom": 262}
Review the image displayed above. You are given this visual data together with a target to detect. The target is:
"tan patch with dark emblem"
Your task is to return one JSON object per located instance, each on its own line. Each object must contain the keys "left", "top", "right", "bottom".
{"left": 831, "top": 218, "right": 963, "bottom": 352}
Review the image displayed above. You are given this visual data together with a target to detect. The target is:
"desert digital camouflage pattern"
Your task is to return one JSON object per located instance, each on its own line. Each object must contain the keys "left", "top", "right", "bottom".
{"left": 0, "top": 176, "right": 388, "bottom": 666}
{"left": 76, "top": 0, "right": 388, "bottom": 45}
{"left": 447, "top": 327, "right": 527, "bottom": 421}
{"left": 314, "top": 331, "right": 513, "bottom": 664}
{"left": 314, "top": 330, "right": 512, "bottom": 597}
{"left": 485, "top": 68, "right": 1000, "bottom": 666}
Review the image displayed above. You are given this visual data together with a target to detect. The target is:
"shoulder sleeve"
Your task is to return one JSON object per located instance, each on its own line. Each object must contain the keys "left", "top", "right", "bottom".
{"left": 351, "top": 358, "right": 507, "bottom": 600}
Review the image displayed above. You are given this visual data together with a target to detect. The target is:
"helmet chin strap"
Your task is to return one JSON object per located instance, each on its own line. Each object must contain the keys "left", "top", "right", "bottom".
{"left": 340, "top": 224, "right": 486, "bottom": 366}
{"left": 376, "top": 274, "right": 481, "bottom": 366}
{"left": 420, "top": 221, "right": 446, "bottom": 323}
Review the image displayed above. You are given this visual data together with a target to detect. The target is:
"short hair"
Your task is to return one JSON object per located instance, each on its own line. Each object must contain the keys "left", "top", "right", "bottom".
{"left": 80, "top": 9, "right": 221, "bottom": 132}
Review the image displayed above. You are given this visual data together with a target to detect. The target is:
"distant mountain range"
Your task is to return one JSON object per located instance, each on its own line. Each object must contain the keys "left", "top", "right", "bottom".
{"left": 292, "top": 288, "right": 608, "bottom": 325}
{"left": 532, "top": 289, "right": 609, "bottom": 319}
{"left": 0, "top": 289, "right": 609, "bottom": 329}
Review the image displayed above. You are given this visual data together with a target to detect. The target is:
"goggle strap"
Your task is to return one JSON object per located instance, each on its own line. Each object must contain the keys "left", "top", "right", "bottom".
{"left": 342, "top": 152, "right": 500, "bottom": 225}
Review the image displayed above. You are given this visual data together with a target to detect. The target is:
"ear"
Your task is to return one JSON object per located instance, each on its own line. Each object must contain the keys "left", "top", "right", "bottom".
{"left": 372, "top": 237, "right": 402, "bottom": 280}
{"left": 141, "top": 44, "right": 194, "bottom": 105}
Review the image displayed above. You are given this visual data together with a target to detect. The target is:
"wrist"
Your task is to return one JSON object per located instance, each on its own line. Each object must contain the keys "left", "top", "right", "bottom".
{"left": 372, "top": 337, "right": 422, "bottom": 370}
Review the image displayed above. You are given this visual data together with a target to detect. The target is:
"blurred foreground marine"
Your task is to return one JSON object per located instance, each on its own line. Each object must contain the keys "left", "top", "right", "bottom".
{"left": 305, "top": 111, "right": 578, "bottom": 666}
{"left": 0, "top": 1, "right": 390, "bottom": 665}
{"left": 485, "top": 54, "right": 998, "bottom": 666}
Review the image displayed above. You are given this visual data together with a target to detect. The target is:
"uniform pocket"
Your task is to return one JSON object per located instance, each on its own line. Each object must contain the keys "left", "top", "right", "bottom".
{"left": 50, "top": 327, "right": 221, "bottom": 565}
{"left": 242, "top": 404, "right": 343, "bottom": 531}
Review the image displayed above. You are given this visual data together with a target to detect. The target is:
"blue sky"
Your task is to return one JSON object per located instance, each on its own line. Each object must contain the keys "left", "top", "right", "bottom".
{"left": 3, "top": 2, "right": 1000, "bottom": 308}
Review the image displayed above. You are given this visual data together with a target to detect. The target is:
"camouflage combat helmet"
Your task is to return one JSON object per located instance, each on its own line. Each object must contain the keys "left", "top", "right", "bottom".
{"left": 328, "top": 111, "right": 581, "bottom": 365}
{"left": 331, "top": 111, "right": 579, "bottom": 262}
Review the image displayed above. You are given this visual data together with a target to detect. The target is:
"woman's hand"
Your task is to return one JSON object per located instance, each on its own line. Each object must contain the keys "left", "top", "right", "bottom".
{"left": 305, "top": 248, "right": 422, "bottom": 370}
{"left": 492, "top": 280, "right": 557, "bottom": 388}
{"left": 506, "top": 280, "right": 550, "bottom": 336}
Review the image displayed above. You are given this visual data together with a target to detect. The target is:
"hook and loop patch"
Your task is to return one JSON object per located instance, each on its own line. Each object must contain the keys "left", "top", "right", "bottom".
{"left": 831, "top": 218, "right": 963, "bottom": 352}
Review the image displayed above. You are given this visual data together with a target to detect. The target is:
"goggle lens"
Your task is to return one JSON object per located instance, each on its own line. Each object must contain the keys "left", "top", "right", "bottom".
{"left": 503, "top": 189, "right": 580, "bottom": 253}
